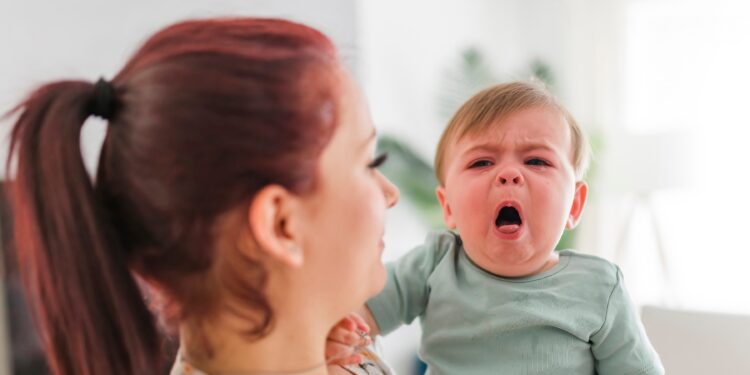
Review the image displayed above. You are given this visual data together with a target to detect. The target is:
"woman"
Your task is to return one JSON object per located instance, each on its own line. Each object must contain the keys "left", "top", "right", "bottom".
{"left": 5, "top": 17, "right": 398, "bottom": 375}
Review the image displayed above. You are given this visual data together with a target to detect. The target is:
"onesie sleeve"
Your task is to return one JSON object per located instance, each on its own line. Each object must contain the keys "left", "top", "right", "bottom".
{"left": 366, "top": 231, "right": 454, "bottom": 336}
{"left": 591, "top": 267, "right": 665, "bottom": 375}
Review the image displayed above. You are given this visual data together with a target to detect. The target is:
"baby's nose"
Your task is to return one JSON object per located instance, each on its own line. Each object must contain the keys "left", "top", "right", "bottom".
{"left": 497, "top": 169, "right": 524, "bottom": 185}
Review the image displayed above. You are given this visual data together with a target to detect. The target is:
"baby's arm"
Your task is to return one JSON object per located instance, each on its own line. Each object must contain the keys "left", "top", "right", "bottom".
{"left": 327, "top": 232, "right": 453, "bottom": 365}
{"left": 366, "top": 232, "right": 455, "bottom": 335}
{"left": 356, "top": 305, "right": 380, "bottom": 337}
{"left": 591, "top": 267, "right": 665, "bottom": 374}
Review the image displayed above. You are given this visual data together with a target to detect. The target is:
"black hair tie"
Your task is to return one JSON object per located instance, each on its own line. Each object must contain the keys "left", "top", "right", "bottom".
{"left": 91, "top": 77, "right": 116, "bottom": 120}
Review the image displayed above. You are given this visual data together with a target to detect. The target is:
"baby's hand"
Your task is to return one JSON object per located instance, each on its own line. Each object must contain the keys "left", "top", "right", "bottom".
{"left": 325, "top": 312, "right": 373, "bottom": 365}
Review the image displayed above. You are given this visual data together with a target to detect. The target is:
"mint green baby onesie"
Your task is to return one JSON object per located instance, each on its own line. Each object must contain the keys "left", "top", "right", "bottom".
{"left": 367, "top": 231, "right": 664, "bottom": 375}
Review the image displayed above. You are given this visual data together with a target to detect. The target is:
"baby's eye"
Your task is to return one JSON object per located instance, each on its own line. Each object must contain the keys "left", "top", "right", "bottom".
{"left": 469, "top": 160, "right": 493, "bottom": 168}
{"left": 526, "top": 158, "right": 550, "bottom": 167}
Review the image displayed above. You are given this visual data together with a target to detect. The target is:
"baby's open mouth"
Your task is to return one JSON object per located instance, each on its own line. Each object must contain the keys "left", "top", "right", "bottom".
{"left": 495, "top": 206, "right": 522, "bottom": 234}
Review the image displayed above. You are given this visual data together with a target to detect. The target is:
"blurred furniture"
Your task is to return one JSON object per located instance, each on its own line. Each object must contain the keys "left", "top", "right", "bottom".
{"left": 641, "top": 305, "right": 750, "bottom": 374}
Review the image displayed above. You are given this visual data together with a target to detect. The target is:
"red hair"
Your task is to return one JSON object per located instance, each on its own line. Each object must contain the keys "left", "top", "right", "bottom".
{"left": 5, "top": 18, "right": 340, "bottom": 375}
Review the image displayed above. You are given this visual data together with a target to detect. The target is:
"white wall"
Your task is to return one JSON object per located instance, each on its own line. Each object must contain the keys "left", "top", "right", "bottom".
{"left": 613, "top": 0, "right": 750, "bottom": 313}
{"left": 0, "top": 0, "right": 357, "bottom": 176}
{"left": 359, "top": 0, "right": 544, "bottom": 160}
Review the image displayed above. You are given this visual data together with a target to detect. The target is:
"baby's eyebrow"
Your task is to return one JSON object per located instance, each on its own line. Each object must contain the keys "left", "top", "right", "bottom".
{"left": 463, "top": 143, "right": 499, "bottom": 154}
{"left": 518, "top": 143, "right": 556, "bottom": 153}
{"left": 463, "top": 142, "right": 556, "bottom": 154}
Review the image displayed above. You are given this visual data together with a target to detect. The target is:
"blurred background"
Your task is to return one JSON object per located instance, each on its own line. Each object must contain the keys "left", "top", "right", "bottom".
{"left": 1, "top": 0, "right": 749, "bottom": 374}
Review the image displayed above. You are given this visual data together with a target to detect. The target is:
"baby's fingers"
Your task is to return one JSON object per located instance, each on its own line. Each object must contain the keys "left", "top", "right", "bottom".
{"left": 336, "top": 315, "right": 357, "bottom": 332}
{"left": 347, "top": 312, "right": 371, "bottom": 335}
{"left": 328, "top": 325, "right": 371, "bottom": 347}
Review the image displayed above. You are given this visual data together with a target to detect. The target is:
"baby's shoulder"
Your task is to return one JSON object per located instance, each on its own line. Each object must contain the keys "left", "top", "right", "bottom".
{"left": 395, "top": 230, "right": 462, "bottom": 272}
{"left": 558, "top": 250, "right": 621, "bottom": 287}
{"left": 420, "top": 230, "right": 462, "bottom": 257}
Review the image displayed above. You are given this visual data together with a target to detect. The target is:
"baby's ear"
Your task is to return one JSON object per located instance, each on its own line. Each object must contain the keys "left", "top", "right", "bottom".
{"left": 436, "top": 186, "right": 457, "bottom": 229}
{"left": 565, "top": 181, "right": 589, "bottom": 230}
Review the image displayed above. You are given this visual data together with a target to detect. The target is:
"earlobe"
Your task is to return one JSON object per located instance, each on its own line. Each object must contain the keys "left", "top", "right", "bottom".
{"left": 435, "top": 186, "right": 457, "bottom": 229}
{"left": 565, "top": 181, "right": 589, "bottom": 230}
{"left": 247, "top": 185, "right": 304, "bottom": 267}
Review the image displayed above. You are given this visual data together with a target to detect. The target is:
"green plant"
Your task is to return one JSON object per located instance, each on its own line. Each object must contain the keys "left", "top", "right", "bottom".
{"left": 377, "top": 135, "right": 443, "bottom": 229}
{"left": 436, "top": 47, "right": 499, "bottom": 122}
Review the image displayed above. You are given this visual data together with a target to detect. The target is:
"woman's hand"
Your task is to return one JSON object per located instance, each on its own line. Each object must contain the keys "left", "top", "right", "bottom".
{"left": 325, "top": 313, "right": 373, "bottom": 365}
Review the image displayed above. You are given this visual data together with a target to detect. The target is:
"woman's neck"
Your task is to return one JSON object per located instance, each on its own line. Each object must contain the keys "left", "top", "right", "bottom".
{"left": 180, "top": 311, "right": 331, "bottom": 375}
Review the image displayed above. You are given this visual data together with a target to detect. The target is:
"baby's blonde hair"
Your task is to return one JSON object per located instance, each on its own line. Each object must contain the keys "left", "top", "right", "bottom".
{"left": 434, "top": 81, "right": 591, "bottom": 184}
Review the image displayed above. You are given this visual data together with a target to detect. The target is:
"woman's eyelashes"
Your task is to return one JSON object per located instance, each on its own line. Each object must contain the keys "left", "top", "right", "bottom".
{"left": 368, "top": 153, "right": 388, "bottom": 169}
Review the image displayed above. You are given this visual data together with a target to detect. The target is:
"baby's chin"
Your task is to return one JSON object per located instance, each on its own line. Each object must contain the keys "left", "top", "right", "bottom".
{"left": 466, "top": 243, "right": 552, "bottom": 278}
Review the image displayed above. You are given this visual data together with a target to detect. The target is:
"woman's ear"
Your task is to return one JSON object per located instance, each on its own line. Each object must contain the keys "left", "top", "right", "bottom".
{"left": 566, "top": 181, "right": 589, "bottom": 230}
{"left": 246, "top": 185, "right": 304, "bottom": 268}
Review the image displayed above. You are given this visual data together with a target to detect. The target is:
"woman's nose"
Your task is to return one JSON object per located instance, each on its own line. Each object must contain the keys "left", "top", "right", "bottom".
{"left": 382, "top": 174, "right": 400, "bottom": 208}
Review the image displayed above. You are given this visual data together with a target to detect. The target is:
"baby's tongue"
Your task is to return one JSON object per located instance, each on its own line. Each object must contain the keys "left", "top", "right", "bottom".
{"left": 497, "top": 224, "right": 520, "bottom": 234}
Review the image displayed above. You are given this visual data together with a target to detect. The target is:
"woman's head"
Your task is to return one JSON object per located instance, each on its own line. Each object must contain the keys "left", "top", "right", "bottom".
{"left": 101, "top": 17, "right": 344, "bottom": 332}
{"left": 5, "top": 17, "right": 398, "bottom": 375}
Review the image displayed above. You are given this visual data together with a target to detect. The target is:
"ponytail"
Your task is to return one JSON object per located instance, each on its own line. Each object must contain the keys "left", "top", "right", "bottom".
{"left": 5, "top": 81, "right": 163, "bottom": 375}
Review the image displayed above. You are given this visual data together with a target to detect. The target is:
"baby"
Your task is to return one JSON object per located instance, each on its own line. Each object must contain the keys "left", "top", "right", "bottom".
{"left": 341, "top": 82, "right": 664, "bottom": 374}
